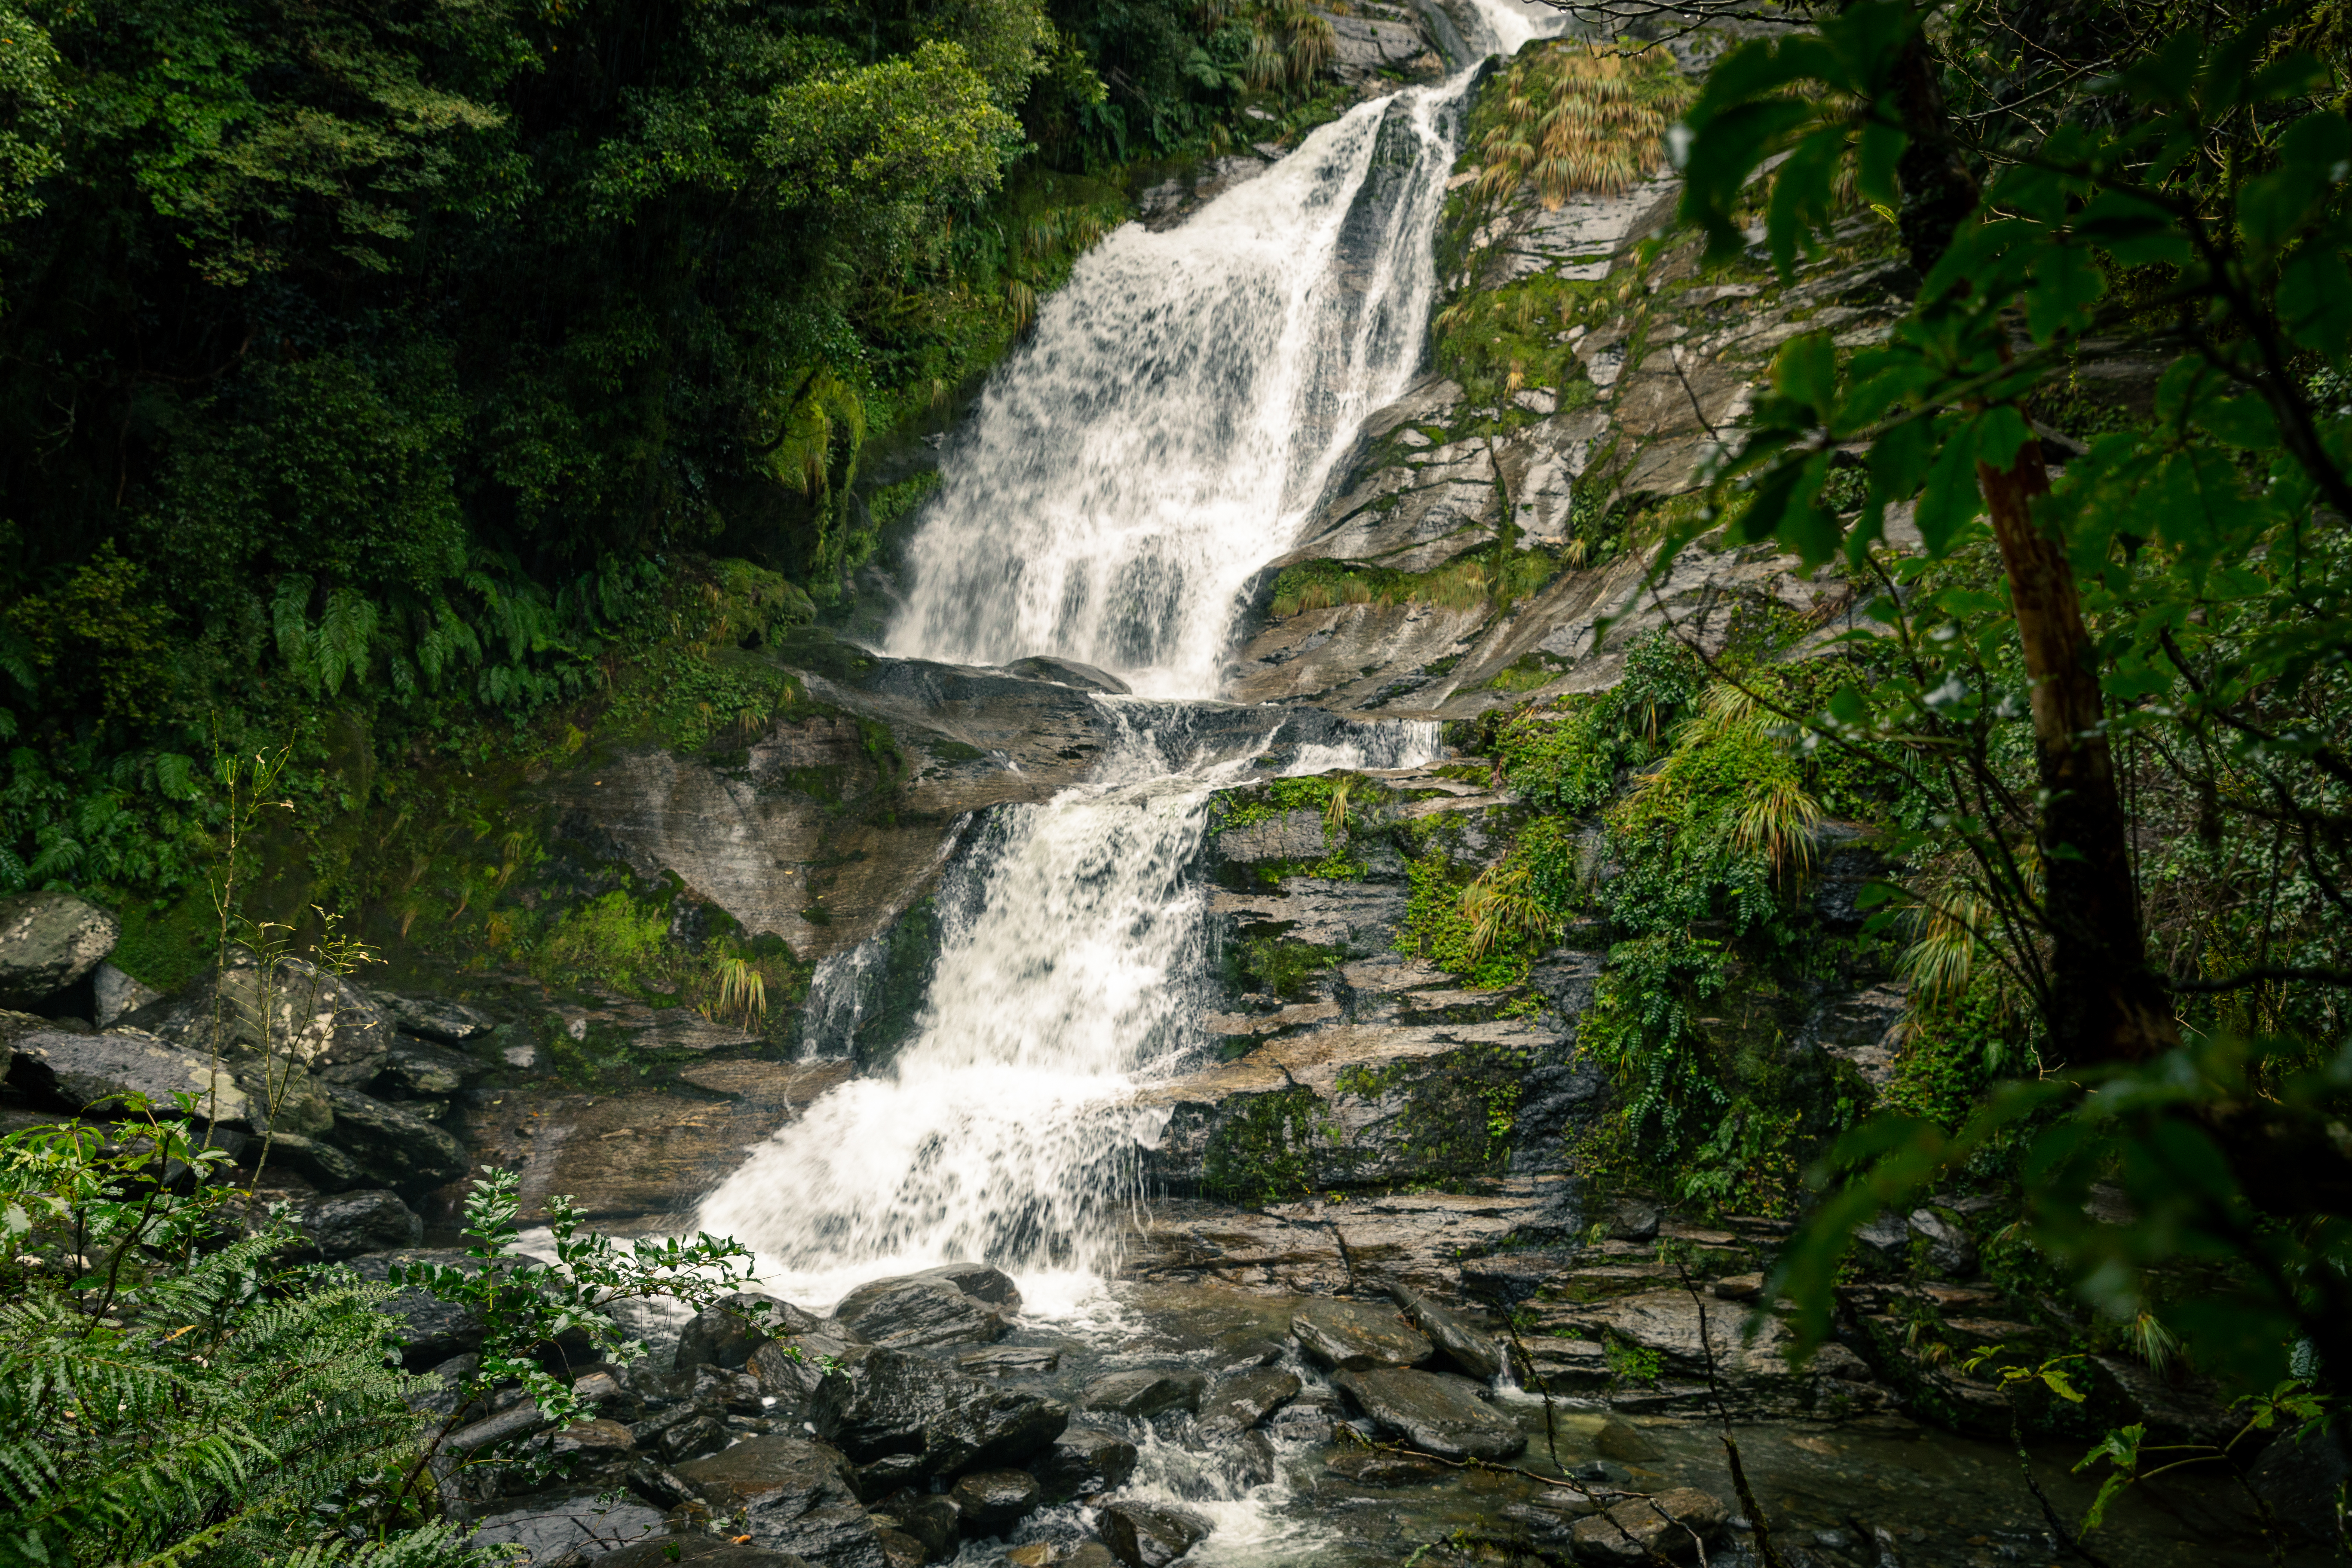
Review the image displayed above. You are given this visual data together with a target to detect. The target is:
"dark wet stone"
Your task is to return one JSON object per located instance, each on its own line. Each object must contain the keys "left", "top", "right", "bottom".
{"left": 596, "top": 1532, "right": 810, "bottom": 1568}
{"left": 1099, "top": 1501, "right": 1211, "bottom": 1568}
{"left": 1568, "top": 1487, "right": 1728, "bottom": 1563}
{"left": 816, "top": 1346, "right": 1066, "bottom": 1482}
{"left": 1027, "top": 1427, "right": 1139, "bottom": 1502}
{"left": 833, "top": 1267, "right": 1020, "bottom": 1349}
{"left": 947, "top": 1469, "right": 1041, "bottom": 1532}
{"left": 1219, "top": 1430, "right": 1278, "bottom": 1491}
{"left": 852, "top": 1454, "right": 928, "bottom": 1503}
{"left": 374, "top": 990, "right": 497, "bottom": 1045}
{"left": 374, "top": 1035, "right": 475, "bottom": 1097}
{"left": 872, "top": 1492, "right": 959, "bottom": 1562}
{"left": 1325, "top": 1447, "right": 1448, "bottom": 1486}
{"left": 0, "top": 892, "right": 117, "bottom": 1006}
{"left": 656, "top": 1413, "right": 729, "bottom": 1462}
{"left": 1290, "top": 1299, "right": 1433, "bottom": 1372}
{"left": 1593, "top": 1419, "right": 1660, "bottom": 1462}
{"left": 672, "top": 1436, "right": 885, "bottom": 1568}
{"left": 295, "top": 1188, "right": 421, "bottom": 1261}
{"left": 321, "top": 1084, "right": 468, "bottom": 1192}
{"left": 1209, "top": 1334, "right": 1285, "bottom": 1372}
{"left": 875, "top": 1528, "right": 924, "bottom": 1568}
{"left": 1062, "top": 1547, "right": 1117, "bottom": 1568}
{"left": 1503, "top": 1489, "right": 1605, "bottom": 1556}
{"left": 956, "top": 1344, "right": 1062, "bottom": 1378}
{"left": 1080, "top": 1368, "right": 1204, "bottom": 1419}
{"left": 1331, "top": 1368, "right": 1525, "bottom": 1461}
{"left": 1197, "top": 1366, "right": 1300, "bottom": 1438}
{"left": 1389, "top": 1283, "right": 1503, "bottom": 1382}
{"left": 2251, "top": 1427, "right": 2352, "bottom": 1545}
{"left": 622, "top": 1459, "right": 702, "bottom": 1510}
{"left": 679, "top": 1292, "right": 827, "bottom": 1372}
{"left": 750, "top": 1331, "right": 858, "bottom": 1425}
{"left": 343, "top": 1249, "right": 488, "bottom": 1370}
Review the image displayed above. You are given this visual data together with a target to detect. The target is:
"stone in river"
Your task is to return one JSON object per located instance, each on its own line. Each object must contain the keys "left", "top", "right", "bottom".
{"left": 1503, "top": 1489, "right": 1606, "bottom": 1556}
{"left": 1389, "top": 1282, "right": 1504, "bottom": 1382}
{"left": 1567, "top": 1487, "right": 1730, "bottom": 1563}
{"left": 816, "top": 1347, "right": 1067, "bottom": 1482}
{"left": 1290, "top": 1298, "right": 1433, "bottom": 1372}
{"left": 679, "top": 1291, "right": 827, "bottom": 1371}
{"left": 294, "top": 1189, "right": 422, "bottom": 1261}
{"left": 1209, "top": 1333, "right": 1285, "bottom": 1371}
{"left": 673, "top": 1436, "right": 886, "bottom": 1568}
{"left": 596, "top": 1532, "right": 814, "bottom": 1568}
{"left": 946, "top": 1468, "right": 1041, "bottom": 1532}
{"left": 1080, "top": 1368, "right": 1205, "bottom": 1419}
{"left": 1027, "top": 1427, "right": 1139, "bottom": 1502}
{"left": 1099, "top": 1501, "right": 1212, "bottom": 1568}
{"left": 1331, "top": 1368, "right": 1525, "bottom": 1461}
{"left": 1219, "top": 1429, "right": 1278, "bottom": 1491}
{"left": 1196, "top": 1366, "right": 1300, "bottom": 1438}
{"left": 1324, "top": 1448, "right": 1449, "bottom": 1487}
{"left": 833, "top": 1265, "right": 1020, "bottom": 1349}
{"left": 957, "top": 1344, "right": 1062, "bottom": 1377}
{"left": 875, "top": 1528, "right": 924, "bottom": 1568}
{"left": 919, "top": 1381, "right": 1069, "bottom": 1477}
{"left": 872, "top": 1491, "right": 959, "bottom": 1562}
{"left": 1593, "top": 1418, "right": 1661, "bottom": 1462}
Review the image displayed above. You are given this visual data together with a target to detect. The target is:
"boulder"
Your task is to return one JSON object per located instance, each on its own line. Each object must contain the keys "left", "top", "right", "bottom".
{"left": 374, "top": 991, "right": 496, "bottom": 1045}
{"left": 92, "top": 962, "right": 162, "bottom": 1029}
{"left": 1390, "top": 1282, "right": 1504, "bottom": 1382}
{"left": 1027, "top": 1427, "right": 1138, "bottom": 1502}
{"left": 946, "top": 1469, "right": 1041, "bottom": 1533}
{"left": 266, "top": 1132, "right": 368, "bottom": 1191}
{"left": 1502, "top": 1490, "right": 1605, "bottom": 1556}
{"left": 623, "top": 1460, "right": 705, "bottom": 1511}
{"left": 832, "top": 1265, "right": 1020, "bottom": 1349}
{"left": 1098, "top": 1501, "right": 1210, "bottom": 1568}
{"left": 320, "top": 1085, "right": 467, "bottom": 1192}
{"left": 2249, "top": 1426, "right": 2352, "bottom": 1546}
{"left": 750, "top": 1331, "right": 859, "bottom": 1424}
{"left": 1291, "top": 1299, "right": 1433, "bottom": 1372}
{"left": 1209, "top": 1334, "right": 1285, "bottom": 1372}
{"left": 673, "top": 1436, "right": 887, "bottom": 1568}
{"left": 0, "top": 891, "right": 118, "bottom": 1006}
{"left": 679, "top": 1291, "right": 827, "bottom": 1372}
{"left": 875, "top": 1528, "right": 924, "bottom": 1568}
{"left": 1907, "top": 1207, "right": 1979, "bottom": 1277}
{"left": 374, "top": 1036, "right": 475, "bottom": 1099}
{"left": 1332, "top": 1369, "right": 1525, "bottom": 1461}
{"left": 1592, "top": 1419, "right": 1660, "bottom": 1462}
{"left": 1325, "top": 1447, "right": 1448, "bottom": 1486}
{"left": 1567, "top": 1487, "right": 1728, "bottom": 1563}
{"left": 296, "top": 1189, "right": 422, "bottom": 1260}
{"left": 872, "top": 1492, "right": 959, "bottom": 1562}
{"left": 815, "top": 1347, "right": 1065, "bottom": 1482}
{"left": 597, "top": 1531, "right": 812, "bottom": 1568}
{"left": 119, "top": 955, "right": 396, "bottom": 1087}
{"left": 956, "top": 1344, "right": 1061, "bottom": 1377}
{"left": 3, "top": 1027, "right": 326, "bottom": 1132}
{"left": 1196, "top": 1367, "right": 1300, "bottom": 1439}
{"left": 1080, "top": 1368, "right": 1204, "bottom": 1419}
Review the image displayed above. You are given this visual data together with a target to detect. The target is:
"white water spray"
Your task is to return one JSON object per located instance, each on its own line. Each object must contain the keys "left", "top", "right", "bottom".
{"left": 701, "top": 1, "right": 1550, "bottom": 1310}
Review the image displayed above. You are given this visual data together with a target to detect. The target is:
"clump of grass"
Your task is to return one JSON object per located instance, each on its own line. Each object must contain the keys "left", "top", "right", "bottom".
{"left": 1474, "top": 42, "right": 1696, "bottom": 210}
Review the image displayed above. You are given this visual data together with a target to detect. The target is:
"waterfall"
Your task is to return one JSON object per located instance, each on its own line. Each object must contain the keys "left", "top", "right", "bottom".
{"left": 700, "top": 0, "right": 1556, "bottom": 1306}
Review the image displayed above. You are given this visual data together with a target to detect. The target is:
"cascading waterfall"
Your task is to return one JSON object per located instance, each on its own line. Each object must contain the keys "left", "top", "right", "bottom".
{"left": 700, "top": 0, "right": 1559, "bottom": 1310}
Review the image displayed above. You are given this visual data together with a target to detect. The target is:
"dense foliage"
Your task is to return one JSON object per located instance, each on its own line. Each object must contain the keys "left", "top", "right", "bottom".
{"left": 0, "top": 0, "right": 1351, "bottom": 910}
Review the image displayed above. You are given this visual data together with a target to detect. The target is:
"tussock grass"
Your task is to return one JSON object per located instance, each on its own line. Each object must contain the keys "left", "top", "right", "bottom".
{"left": 1473, "top": 41, "right": 1695, "bottom": 211}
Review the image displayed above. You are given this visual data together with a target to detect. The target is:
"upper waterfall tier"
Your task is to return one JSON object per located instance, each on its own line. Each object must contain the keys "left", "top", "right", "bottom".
{"left": 882, "top": 80, "right": 1473, "bottom": 700}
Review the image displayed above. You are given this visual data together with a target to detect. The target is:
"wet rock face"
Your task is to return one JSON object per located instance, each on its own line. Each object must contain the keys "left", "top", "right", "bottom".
{"left": 1332, "top": 1367, "right": 1525, "bottom": 1461}
{"left": 673, "top": 1436, "right": 887, "bottom": 1568}
{"left": 1325, "top": 1446, "right": 1450, "bottom": 1486}
{"left": 1098, "top": 1501, "right": 1212, "bottom": 1568}
{"left": 122, "top": 956, "right": 397, "bottom": 1087}
{"left": 1196, "top": 1366, "right": 1301, "bottom": 1439}
{"left": 832, "top": 1265, "right": 1020, "bottom": 1349}
{"left": 0, "top": 891, "right": 119, "bottom": 1008}
{"left": 294, "top": 1189, "right": 422, "bottom": 1260}
{"left": 945, "top": 1468, "right": 1041, "bottom": 1532}
{"left": 1292, "top": 1298, "right": 1434, "bottom": 1371}
{"left": 1027, "top": 1427, "right": 1138, "bottom": 1502}
{"left": 815, "top": 1347, "right": 1068, "bottom": 1485}
{"left": 1079, "top": 1368, "right": 1204, "bottom": 1420}
{"left": 1568, "top": 1486, "right": 1729, "bottom": 1563}
{"left": 677, "top": 1292, "right": 828, "bottom": 1372}
{"left": 1391, "top": 1282, "right": 1504, "bottom": 1382}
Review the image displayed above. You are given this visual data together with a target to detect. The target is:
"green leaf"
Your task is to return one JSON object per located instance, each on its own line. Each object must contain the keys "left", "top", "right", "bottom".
{"left": 1773, "top": 331, "right": 1839, "bottom": 418}
{"left": 2074, "top": 187, "right": 2193, "bottom": 268}
{"left": 2026, "top": 244, "right": 2105, "bottom": 343}
{"left": 2041, "top": 1365, "right": 2087, "bottom": 1403}
{"left": 2196, "top": 397, "right": 2280, "bottom": 450}
{"left": 1854, "top": 119, "right": 1905, "bottom": 208}
{"left": 2119, "top": 28, "right": 2202, "bottom": 106}
{"left": 1914, "top": 417, "right": 1984, "bottom": 555}
{"left": 2277, "top": 236, "right": 2352, "bottom": 355}
{"left": 1974, "top": 404, "right": 2033, "bottom": 472}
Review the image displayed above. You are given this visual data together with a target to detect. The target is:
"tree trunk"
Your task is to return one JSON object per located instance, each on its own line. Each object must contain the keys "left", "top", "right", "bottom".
{"left": 1976, "top": 444, "right": 2179, "bottom": 1063}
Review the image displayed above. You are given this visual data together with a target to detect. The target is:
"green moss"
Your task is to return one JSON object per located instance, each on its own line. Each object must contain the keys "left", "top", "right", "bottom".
{"left": 106, "top": 892, "right": 217, "bottom": 991}
{"left": 1201, "top": 1087, "right": 1323, "bottom": 1206}
{"left": 1230, "top": 934, "right": 1341, "bottom": 998}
